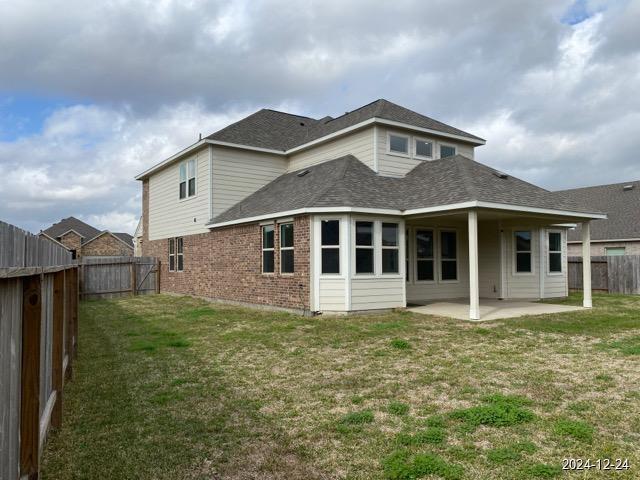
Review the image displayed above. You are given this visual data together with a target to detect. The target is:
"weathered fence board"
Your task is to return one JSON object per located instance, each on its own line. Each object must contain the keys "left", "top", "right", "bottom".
{"left": 0, "top": 220, "right": 77, "bottom": 480}
{"left": 80, "top": 256, "right": 158, "bottom": 299}
{"left": 569, "top": 256, "right": 640, "bottom": 294}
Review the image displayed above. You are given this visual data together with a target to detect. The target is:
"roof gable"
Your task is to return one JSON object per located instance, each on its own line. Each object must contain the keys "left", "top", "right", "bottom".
{"left": 43, "top": 216, "right": 101, "bottom": 240}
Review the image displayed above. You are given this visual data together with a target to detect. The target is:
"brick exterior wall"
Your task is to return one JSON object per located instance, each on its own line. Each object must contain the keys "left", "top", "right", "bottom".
{"left": 142, "top": 215, "right": 311, "bottom": 310}
{"left": 82, "top": 233, "right": 133, "bottom": 257}
{"left": 568, "top": 241, "right": 640, "bottom": 256}
{"left": 59, "top": 231, "right": 83, "bottom": 258}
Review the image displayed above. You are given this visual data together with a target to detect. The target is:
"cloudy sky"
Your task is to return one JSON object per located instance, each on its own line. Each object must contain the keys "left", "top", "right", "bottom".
{"left": 0, "top": 0, "right": 638, "bottom": 234}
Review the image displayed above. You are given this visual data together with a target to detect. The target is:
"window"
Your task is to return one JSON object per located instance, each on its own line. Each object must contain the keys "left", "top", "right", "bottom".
{"left": 440, "top": 145, "right": 456, "bottom": 158}
{"left": 355, "top": 221, "right": 374, "bottom": 274}
{"left": 179, "top": 159, "right": 196, "bottom": 199}
{"left": 548, "top": 232, "right": 562, "bottom": 273}
{"left": 416, "top": 230, "right": 434, "bottom": 281}
{"left": 382, "top": 223, "right": 399, "bottom": 274}
{"left": 515, "top": 231, "right": 532, "bottom": 273}
{"left": 280, "top": 223, "right": 294, "bottom": 274}
{"left": 415, "top": 139, "right": 433, "bottom": 158}
{"left": 389, "top": 134, "right": 409, "bottom": 155}
{"left": 169, "top": 237, "right": 183, "bottom": 272}
{"left": 321, "top": 220, "right": 340, "bottom": 274}
{"left": 405, "top": 229, "right": 410, "bottom": 281}
{"left": 262, "top": 225, "right": 274, "bottom": 273}
{"left": 440, "top": 231, "right": 457, "bottom": 280}
{"left": 605, "top": 247, "right": 626, "bottom": 256}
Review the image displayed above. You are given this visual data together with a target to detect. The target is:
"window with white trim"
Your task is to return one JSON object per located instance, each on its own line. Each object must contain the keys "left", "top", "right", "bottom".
{"left": 262, "top": 225, "right": 274, "bottom": 273}
{"left": 415, "top": 139, "right": 433, "bottom": 159}
{"left": 440, "top": 231, "right": 457, "bottom": 280}
{"left": 355, "top": 221, "right": 374, "bottom": 274}
{"left": 440, "top": 145, "right": 456, "bottom": 158}
{"left": 405, "top": 228, "right": 410, "bottom": 281}
{"left": 382, "top": 223, "right": 399, "bottom": 274}
{"left": 416, "top": 229, "right": 434, "bottom": 281}
{"left": 168, "top": 237, "right": 184, "bottom": 272}
{"left": 548, "top": 231, "right": 562, "bottom": 273}
{"left": 321, "top": 220, "right": 340, "bottom": 274}
{"left": 388, "top": 133, "right": 409, "bottom": 155}
{"left": 515, "top": 231, "right": 532, "bottom": 273}
{"left": 280, "top": 223, "right": 294, "bottom": 274}
{"left": 179, "top": 158, "right": 196, "bottom": 199}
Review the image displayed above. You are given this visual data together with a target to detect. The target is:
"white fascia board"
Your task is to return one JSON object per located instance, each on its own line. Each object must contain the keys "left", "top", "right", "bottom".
{"left": 207, "top": 206, "right": 402, "bottom": 228}
{"left": 473, "top": 201, "right": 607, "bottom": 220}
{"left": 372, "top": 118, "right": 486, "bottom": 145}
{"left": 135, "top": 140, "right": 207, "bottom": 180}
{"left": 568, "top": 237, "right": 640, "bottom": 244}
{"left": 83, "top": 231, "right": 134, "bottom": 250}
{"left": 57, "top": 229, "right": 85, "bottom": 239}
{"left": 205, "top": 139, "right": 286, "bottom": 155}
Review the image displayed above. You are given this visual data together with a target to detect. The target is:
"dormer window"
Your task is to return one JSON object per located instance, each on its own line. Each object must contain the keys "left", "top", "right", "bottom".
{"left": 388, "top": 133, "right": 409, "bottom": 155}
{"left": 415, "top": 139, "right": 433, "bottom": 159}
{"left": 179, "top": 159, "right": 196, "bottom": 199}
{"left": 440, "top": 145, "right": 456, "bottom": 158}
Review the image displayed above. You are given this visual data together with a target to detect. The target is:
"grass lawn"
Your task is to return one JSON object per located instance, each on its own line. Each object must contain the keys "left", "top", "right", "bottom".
{"left": 42, "top": 293, "right": 640, "bottom": 479}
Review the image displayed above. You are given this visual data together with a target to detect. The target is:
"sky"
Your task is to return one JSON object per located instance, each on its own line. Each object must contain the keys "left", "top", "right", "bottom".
{"left": 0, "top": 0, "right": 638, "bottom": 234}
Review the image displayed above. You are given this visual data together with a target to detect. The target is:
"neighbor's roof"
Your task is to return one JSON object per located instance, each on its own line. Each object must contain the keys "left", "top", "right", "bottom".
{"left": 43, "top": 216, "right": 101, "bottom": 240}
{"left": 556, "top": 180, "right": 640, "bottom": 242}
{"left": 211, "top": 155, "right": 603, "bottom": 225}
{"left": 113, "top": 232, "right": 134, "bottom": 247}
{"left": 207, "top": 99, "right": 484, "bottom": 151}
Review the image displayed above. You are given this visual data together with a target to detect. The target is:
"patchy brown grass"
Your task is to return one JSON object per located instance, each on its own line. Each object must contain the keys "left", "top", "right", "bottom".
{"left": 42, "top": 293, "right": 640, "bottom": 479}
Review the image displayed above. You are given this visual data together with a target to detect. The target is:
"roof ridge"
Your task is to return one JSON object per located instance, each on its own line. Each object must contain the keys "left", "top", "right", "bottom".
{"left": 453, "top": 156, "right": 479, "bottom": 200}
{"left": 322, "top": 99, "right": 385, "bottom": 125}
{"left": 262, "top": 108, "right": 316, "bottom": 120}
{"left": 557, "top": 179, "right": 640, "bottom": 193}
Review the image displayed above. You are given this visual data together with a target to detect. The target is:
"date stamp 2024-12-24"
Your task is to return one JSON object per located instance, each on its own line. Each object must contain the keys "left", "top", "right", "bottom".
{"left": 562, "top": 458, "right": 630, "bottom": 471}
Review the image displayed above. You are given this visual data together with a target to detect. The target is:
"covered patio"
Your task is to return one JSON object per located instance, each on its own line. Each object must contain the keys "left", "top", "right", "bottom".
{"left": 408, "top": 298, "right": 585, "bottom": 321}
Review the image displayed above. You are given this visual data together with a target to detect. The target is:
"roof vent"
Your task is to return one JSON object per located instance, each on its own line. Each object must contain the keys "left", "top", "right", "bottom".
{"left": 299, "top": 122, "right": 305, "bottom": 126}
{"left": 623, "top": 184, "right": 634, "bottom": 191}
{"left": 493, "top": 171, "right": 508, "bottom": 179}
{"left": 297, "top": 169, "right": 310, "bottom": 177}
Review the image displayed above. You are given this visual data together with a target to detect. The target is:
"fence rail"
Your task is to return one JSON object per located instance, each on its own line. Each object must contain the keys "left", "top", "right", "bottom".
{"left": 1, "top": 221, "right": 78, "bottom": 480}
{"left": 80, "top": 256, "right": 159, "bottom": 299}
{"left": 568, "top": 255, "right": 640, "bottom": 295}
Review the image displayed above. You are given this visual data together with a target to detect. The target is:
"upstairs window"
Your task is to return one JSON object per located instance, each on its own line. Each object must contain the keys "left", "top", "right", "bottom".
{"left": 321, "top": 220, "right": 340, "bottom": 274}
{"left": 179, "top": 159, "right": 196, "bottom": 199}
{"left": 280, "top": 223, "right": 294, "bottom": 274}
{"left": 440, "top": 145, "right": 456, "bottom": 158}
{"left": 389, "top": 134, "right": 409, "bottom": 155}
{"left": 415, "top": 139, "right": 433, "bottom": 158}
{"left": 262, "top": 225, "right": 275, "bottom": 273}
{"left": 381, "top": 223, "right": 399, "bottom": 274}
{"left": 416, "top": 229, "right": 434, "bottom": 281}
{"left": 440, "top": 231, "right": 457, "bottom": 280}
{"left": 548, "top": 232, "right": 562, "bottom": 273}
{"left": 355, "top": 221, "right": 374, "bottom": 274}
{"left": 515, "top": 231, "right": 532, "bottom": 273}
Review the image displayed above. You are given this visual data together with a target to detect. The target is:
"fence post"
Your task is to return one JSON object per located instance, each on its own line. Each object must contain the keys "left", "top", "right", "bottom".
{"left": 64, "top": 268, "right": 73, "bottom": 380}
{"left": 51, "top": 270, "right": 65, "bottom": 429}
{"left": 131, "top": 261, "right": 137, "bottom": 296}
{"left": 156, "top": 259, "right": 161, "bottom": 294}
{"left": 20, "top": 274, "right": 42, "bottom": 479}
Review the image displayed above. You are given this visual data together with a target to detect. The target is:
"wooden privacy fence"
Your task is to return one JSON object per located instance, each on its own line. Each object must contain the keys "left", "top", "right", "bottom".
{"left": 0, "top": 221, "right": 78, "bottom": 480}
{"left": 568, "top": 255, "right": 640, "bottom": 294}
{"left": 80, "top": 256, "right": 159, "bottom": 299}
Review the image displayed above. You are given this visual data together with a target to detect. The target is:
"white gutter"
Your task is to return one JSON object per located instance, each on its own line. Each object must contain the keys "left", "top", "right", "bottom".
{"left": 135, "top": 118, "right": 484, "bottom": 179}
{"left": 568, "top": 237, "right": 640, "bottom": 244}
{"left": 207, "top": 202, "right": 605, "bottom": 229}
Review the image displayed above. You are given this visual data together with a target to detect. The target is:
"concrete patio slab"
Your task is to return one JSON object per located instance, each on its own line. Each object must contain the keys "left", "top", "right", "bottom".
{"left": 408, "top": 298, "right": 585, "bottom": 321}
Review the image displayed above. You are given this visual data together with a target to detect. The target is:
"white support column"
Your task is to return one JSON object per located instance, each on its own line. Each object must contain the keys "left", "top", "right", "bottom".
{"left": 468, "top": 210, "right": 480, "bottom": 320}
{"left": 582, "top": 221, "right": 592, "bottom": 308}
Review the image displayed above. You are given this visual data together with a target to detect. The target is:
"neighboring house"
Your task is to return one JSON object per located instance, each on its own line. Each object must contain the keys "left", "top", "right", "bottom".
{"left": 41, "top": 216, "right": 134, "bottom": 259}
{"left": 556, "top": 181, "right": 640, "bottom": 257}
{"left": 136, "top": 99, "right": 604, "bottom": 319}
{"left": 133, "top": 217, "right": 144, "bottom": 256}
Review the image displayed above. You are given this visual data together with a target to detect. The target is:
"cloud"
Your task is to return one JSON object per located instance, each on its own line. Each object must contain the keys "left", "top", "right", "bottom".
{"left": 0, "top": 0, "right": 639, "bottom": 232}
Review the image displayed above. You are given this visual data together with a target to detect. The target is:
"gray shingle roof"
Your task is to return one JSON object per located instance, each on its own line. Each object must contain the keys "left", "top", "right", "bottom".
{"left": 555, "top": 180, "right": 640, "bottom": 241}
{"left": 43, "top": 216, "right": 101, "bottom": 241}
{"left": 212, "top": 155, "right": 600, "bottom": 224}
{"left": 113, "top": 232, "right": 134, "bottom": 247}
{"left": 206, "top": 99, "right": 483, "bottom": 151}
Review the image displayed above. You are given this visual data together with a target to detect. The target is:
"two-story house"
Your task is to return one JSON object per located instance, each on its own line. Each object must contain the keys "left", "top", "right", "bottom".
{"left": 137, "top": 99, "right": 604, "bottom": 320}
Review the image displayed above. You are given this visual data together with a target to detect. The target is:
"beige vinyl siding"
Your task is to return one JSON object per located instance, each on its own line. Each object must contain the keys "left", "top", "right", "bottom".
{"left": 543, "top": 229, "right": 569, "bottom": 298}
{"left": 351, "top": 278, "right": 404, "bottom": 310}
{"left": 478, "top": 221, "right": 500, "bottom": 298}
{"left": 318, "top": 278, "right": 346, "bottom": 311}
{"left": 504, "top": 227, "right": 541, "bottom": 299}
{"left": 288, "top": 127, "right": 374, "bottom": 172}
{"left": 377, "top": 127, "right": 476, "bottom": 177}
{"left": 148, "top": 147, "right": 210, "bottom": 241}
{"left": 406, "top": 224, "right": 470, "bottom": 302}
{"left": 212, "top": 146, "right": 287, "bottom": 218}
